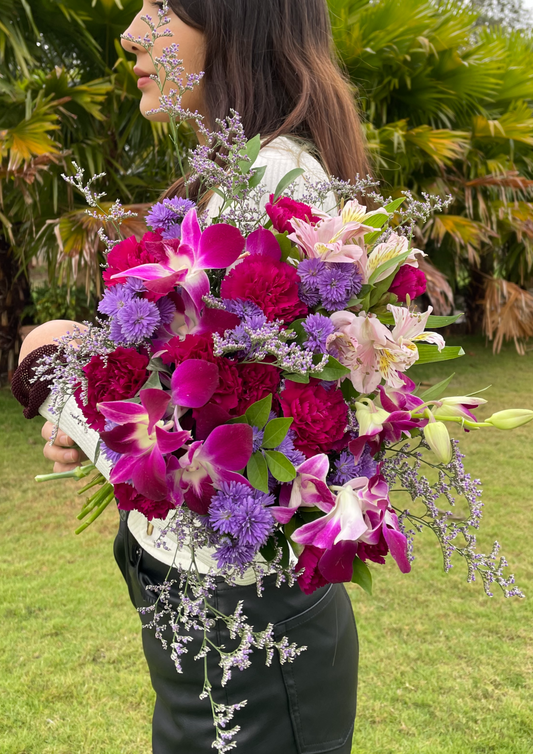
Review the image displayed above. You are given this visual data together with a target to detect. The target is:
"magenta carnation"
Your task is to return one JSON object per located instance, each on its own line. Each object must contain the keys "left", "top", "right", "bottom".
{"left": 296, "top": 545, "right": 329, "bottom": 594}
{"left": 265, "top": 195, "right": 321, "bottom": 234}
{"left": 220, "top": 255, "right": 308, "bottom": 323}
{"left": 389, "top": 265, "right": 427, "bottom": 302}
{"left": 103, "top": 231, "right": 168, "bottom": 288}
{"left": 74, "top": 347, "right": 149, "bottom": 432}
{"left": 280, "top": 378, "right": 349, "bottom": 457}
{"left": 233, "top": 362, "right": 281, "bottom": 416}
{"left": 114, "top": 482, "right": 174, "bottom": 521}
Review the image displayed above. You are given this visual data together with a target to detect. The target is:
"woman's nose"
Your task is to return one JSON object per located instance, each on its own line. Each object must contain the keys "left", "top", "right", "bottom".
{"left": 121, "top": 14, "right": 144, "bottom": 53}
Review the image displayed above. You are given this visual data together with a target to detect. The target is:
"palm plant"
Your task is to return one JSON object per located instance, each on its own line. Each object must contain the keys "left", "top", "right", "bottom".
{"left": 332, "top": 0, "right": 533, "bottom": 350}
{"left": 0, "top": 0, "right": 183, "bottom": 377}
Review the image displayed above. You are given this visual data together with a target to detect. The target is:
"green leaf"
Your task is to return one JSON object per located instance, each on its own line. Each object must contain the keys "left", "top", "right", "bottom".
{"left": 415, "top": 344, "right": 465, "bottom": 365}
{"left": 275, "top": 232, "right": 299, "bottom": 263}
{"left": 247, "top": 164, "right": 267, "bottom": 189}
{"left": 245, "top": 394, "right": 272, "bottom": 429}
{"left": 369, "top": 271, "right": 397, "bottom": 308}
{"left": 352, "top": 556, "right": 372, "bottom": 595}
{"left": 419, "top": 373, "right": 456, "bottom": 401}
{"left": 368, "top": 249, "right": 413, "bottom": 285}
{"left": 264, "top": 451, "right": 296, "bottom": 482}
{"left": 261, "top": 531, "right": 290, "bottom": 567}
{"left": 238, "top": 134, "right": 261, "bottom": 173}
{"left": 247, "top": 452, "right": 269, "bottom": 493}
{"left": 273, "top": 168, "right": 305, "bottom": 201}
{"left": 313, "top": 356, "right": 350, "bottom": 382}
{"left": 260, "top": 534, "right": 279, "bottom": 562}
{"left": 341, "top": 379, "right": 359, "bottom": 402}
{"left": 362, "top": 211, "right": 389, "bottom": 230}
{"left": 226, "top": 415, "right": 248, "bottom": 424}
{"left": 384, "top": 197, "right": 406, "bottom": 213}
{"left": 283, "top": 372, "right": 310, "bottom": 384}
{"left": 288, "top": 318, "right": 307, "bottom": 345}
{"left": 263, "top": 417, "right": 293, "bottom": 448}
{"left": 377, "top": 312, "right": 462, "bottom": 328}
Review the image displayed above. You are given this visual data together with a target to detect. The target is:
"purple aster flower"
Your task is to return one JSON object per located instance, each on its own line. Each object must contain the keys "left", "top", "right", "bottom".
{"left": 209, "top": 481, "right": 275, "bottom": 560}
{"left": 297, "top": 258, "right": 326, "bottom": 286}
{"left": 317, "top": 265, "right": 353, "bottom": 311}
{"left": 328, "top": 447, "right": 377, "bottom": 486}
{"left": 116, "top": 298, "right": 161, "bottom": 343}
{"left": 101, "top": 420, "right": 122, "bottom": 464}
{"left": 213, "top": 537, "right": 258, "bottom": 569}
{"left": 156, "top": 296, "right": 177, "bottom": 325}
{"left": 223, "top": 299, "right": 265, "bottom": 323}
{"left": 276, "top": 429, "right": 306, "bottom": 467}
{"left": 298, "top": 285, "right": 321, "bottom": 308}
{"left": 98, "top": 284, "right": 135, "bottom": 317}
{"left": 124, "top": 278, "right": 146, "bottom": 294}
{"left": 302, "top": 313, "right": 335, "bottom": 354}
{"left": 146, "top": 197, "right": 196, "bottom": 231}
{"left": 161, "top": 224, "right": 182, "bottom": 240}
{"left": 109, "top": 318, "right": 126, "bottom": 344}
{"left": 252, "top": 426, "right": 264, "bottom": 453}
{"left": 349, "top": 267, "right": 363, "bottom": 297}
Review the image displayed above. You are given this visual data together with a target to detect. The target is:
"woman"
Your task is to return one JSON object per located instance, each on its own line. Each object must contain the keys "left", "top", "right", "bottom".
{"left": 18, "top": 2, "right": 368, "bottom": 752}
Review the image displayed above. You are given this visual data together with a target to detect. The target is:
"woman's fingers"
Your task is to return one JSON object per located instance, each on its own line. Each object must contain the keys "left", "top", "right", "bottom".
{"left": 41, "top": 421, "right": 85, "bottom": 472}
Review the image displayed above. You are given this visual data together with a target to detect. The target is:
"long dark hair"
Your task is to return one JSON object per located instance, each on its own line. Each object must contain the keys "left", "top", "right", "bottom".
{"left": 165, "top": 0, "right": 368, "bottom": 198}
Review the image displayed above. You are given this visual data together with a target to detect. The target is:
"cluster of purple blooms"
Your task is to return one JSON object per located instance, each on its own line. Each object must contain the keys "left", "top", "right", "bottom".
{"left": 145, "top": 197, "right": 196, "bottom": 239}
{"left": 297, "top": 259, "right": 363, "bottom": 311}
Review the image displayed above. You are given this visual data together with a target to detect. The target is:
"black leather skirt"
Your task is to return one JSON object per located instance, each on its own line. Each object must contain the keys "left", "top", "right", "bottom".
{"left": 114, "top": 513, "right": 358, "bottom": 754}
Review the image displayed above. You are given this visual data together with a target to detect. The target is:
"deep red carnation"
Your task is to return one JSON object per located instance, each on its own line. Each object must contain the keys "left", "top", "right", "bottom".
{"left": 296, "top": 545, "right": 329, "bottom": 595}
{"left": 389, "top": 265, "right": 427, "bottom": 302}
{"left": 74, "top": 347, "right": 149, "bottom": 432}
{"left": 220, "top": 255, "right": 308, "bottom": 323}
{"left": 265, "top": 195, "right": 321, "bottom": 234}
{"left": 357, "top": 534, "right": 389, "bottom": 566}
{"left": 103, "top": 231, "right": 168, "bottom": 288}
{"left": 232, "top": 363, "right": 281, "bottom": 416}
{"left": 280, "top": 378, "right": 349, "bottom": 457}
{"left": 114, "top": 482, "right": 174, "bottom": 521}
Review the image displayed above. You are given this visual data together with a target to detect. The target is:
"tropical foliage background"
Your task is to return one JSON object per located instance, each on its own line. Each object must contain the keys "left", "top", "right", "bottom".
{"left": 1, "top": 0, "right": 533, "bottom": 377}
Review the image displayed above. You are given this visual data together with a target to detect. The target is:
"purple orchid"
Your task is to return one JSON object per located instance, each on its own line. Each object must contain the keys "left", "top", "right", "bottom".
{"left": 270, "top": 454, "right": 335, "bottom": 524}
{"left": 171, "top": 358, "right": 220, "bottom": 409}
{"left": 166, "top": 423, "right": 254, "bottom": 515}
{"left": 349, "top": 396, "right": 428, "bottom": 461}
{"left": 99, "top": 389, "right": 191, "bottom": 501}
{"left": 111, "top": 209, "right": 245, "bottom": 313}
{"left": 291, "top": 474, "right": 411, "bottom": 581}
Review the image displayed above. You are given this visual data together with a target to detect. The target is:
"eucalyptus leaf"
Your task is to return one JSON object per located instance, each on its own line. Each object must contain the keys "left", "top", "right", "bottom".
{"left": 245, "top": 394, "right": 272, "bottom": 429}
{"left": 264, "top": 450, "right": 296, "bottom": 482}
{"left": 419, "top": 373, "right": 456, "bottom": 401}
{"left": 415, "top": 344, "right": 465, "bottom": 365}
{"left": 352, "top": 556, "right": 372, "bottom": 595}
{"left": 273, "top": 168, "right": 305, "bottom": 201}
{"left": 247, "top": 452, "right": 269, "bottom": 493}
{"left": 262, "top": 417, "right": 293, "bottom": 448}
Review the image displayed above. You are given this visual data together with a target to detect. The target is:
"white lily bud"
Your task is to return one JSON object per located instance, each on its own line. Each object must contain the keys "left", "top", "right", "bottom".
{"left": 485, "top": 409, "right": 533, "bottom": 430}
{"left": 423, "top": 420, "right": 452, "bottom": 464}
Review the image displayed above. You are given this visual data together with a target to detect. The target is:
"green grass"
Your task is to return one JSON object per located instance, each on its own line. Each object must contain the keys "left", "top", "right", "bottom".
{"left": 1, "top": 336, "right": 532, "bottom": 754}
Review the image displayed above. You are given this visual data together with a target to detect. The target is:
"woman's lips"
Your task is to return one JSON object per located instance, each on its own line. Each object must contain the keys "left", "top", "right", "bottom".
{"left": 137, "top": 76, "right": 153, "bottom": 88}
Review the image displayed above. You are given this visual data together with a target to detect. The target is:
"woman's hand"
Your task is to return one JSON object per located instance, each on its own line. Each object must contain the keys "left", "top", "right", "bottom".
{"left": 41, "top": 421, "right": 88, "bottom": 473}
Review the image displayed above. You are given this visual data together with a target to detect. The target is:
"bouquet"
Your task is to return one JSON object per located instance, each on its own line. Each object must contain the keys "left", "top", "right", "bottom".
{"left": 28, "top": 4, "right": 533, "bottom": 750}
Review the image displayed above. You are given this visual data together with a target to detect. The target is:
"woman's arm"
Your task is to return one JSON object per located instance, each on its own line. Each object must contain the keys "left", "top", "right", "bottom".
{"left": 18, "top": 319, "right": 88, "bottom": 473}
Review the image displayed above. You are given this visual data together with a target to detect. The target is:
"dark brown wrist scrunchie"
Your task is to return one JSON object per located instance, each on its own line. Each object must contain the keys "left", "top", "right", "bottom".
{"left": 11, "top": 344, "right": 60, "bottom": 419}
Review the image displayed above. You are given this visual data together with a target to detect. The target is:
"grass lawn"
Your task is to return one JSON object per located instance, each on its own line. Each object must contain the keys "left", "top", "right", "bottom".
{"left": 1, "top": 336, "right": 532, "bottom": 754}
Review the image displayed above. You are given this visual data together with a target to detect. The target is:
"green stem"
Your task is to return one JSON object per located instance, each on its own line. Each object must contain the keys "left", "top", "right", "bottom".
{"left": 35, "top": 463, "right": 96, "bottom": 483}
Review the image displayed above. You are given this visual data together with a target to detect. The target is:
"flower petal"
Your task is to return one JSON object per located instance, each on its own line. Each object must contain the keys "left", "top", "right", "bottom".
{"left": 139, "top": 389, "right": 171, "bottom": 433}
{"left": 155, "top": 425, "right": 191, "bottom": 455}
{"left": 246, "top": 227, "right": 281, "bottom": 260}
{"left": 197, "top": 223, "right": 245, "bottom": 269}
{"left": 171, "top": 359, "right": 220, "bottom": 408}
{"left": 201, "top": 424, "right": 253, "bottom": 471}
{"left": 97, "top": 400, "right": 147, "bottom": 425}
{"left": 318, "top": 540, "right": 358, "bottom": 583}
{"left": 131, "top": 445, "right": 168, "bottom": 500}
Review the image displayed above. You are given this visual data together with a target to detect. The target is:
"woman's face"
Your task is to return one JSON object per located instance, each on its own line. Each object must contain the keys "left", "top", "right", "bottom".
{"left": 121, "top": 1, "right": 206, "bottom": 122}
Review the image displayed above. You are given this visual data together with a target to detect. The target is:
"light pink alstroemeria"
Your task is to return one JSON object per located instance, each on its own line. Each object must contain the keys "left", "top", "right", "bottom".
{"left": 166, "top": 423, "right": 254, "bottom": 515}
{"left": 328, "top": 304, "right": 445, "bottom": 392}
{"left": 111, "top": 209, "right": 245, "bottom": 313}
{"left": 99, "top": 388, "right": 191, "bottom": 501}
{"left": 292, "top": 475, "right": 410, "bottom": 581}
{"left": 288, "top": 200, "right": 383, "bottom": 264}
{"left": 270, "top": 454, "right": 335, "bottom": 524}
{"left": 363, "top": 233, "right": 425, "bottom": 284}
